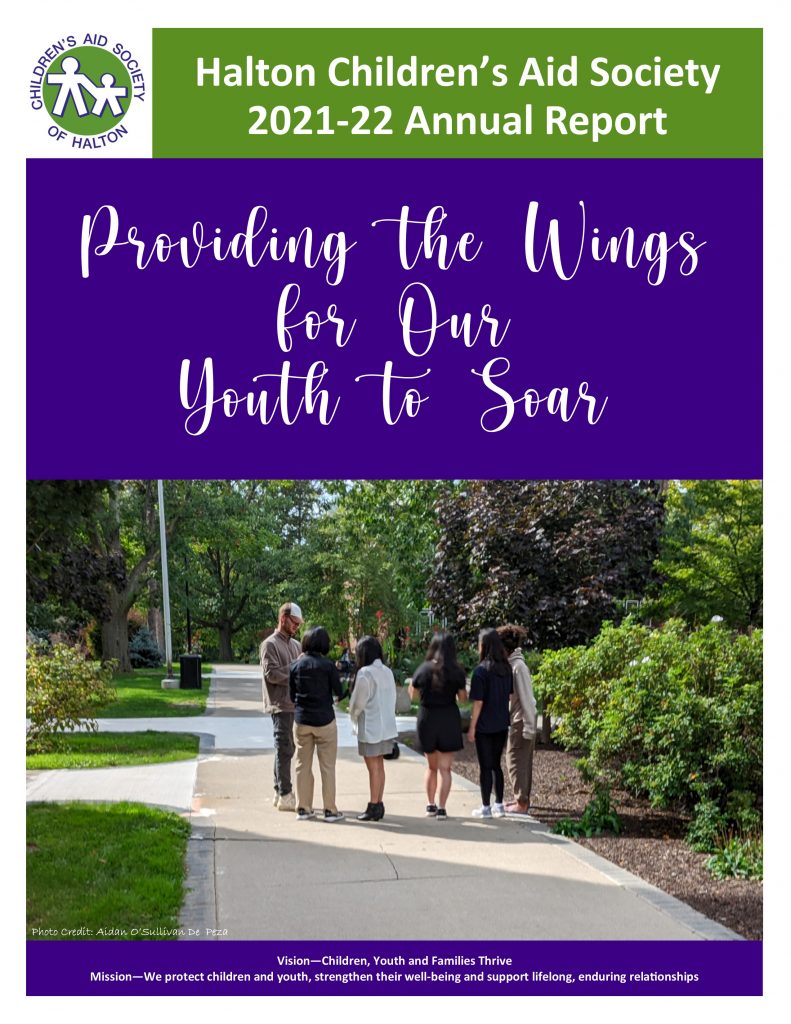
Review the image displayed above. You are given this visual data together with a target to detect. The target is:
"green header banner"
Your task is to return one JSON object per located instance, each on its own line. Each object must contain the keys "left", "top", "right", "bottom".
{"left": 152, "top": 28, "right": 761, "bottom": 157}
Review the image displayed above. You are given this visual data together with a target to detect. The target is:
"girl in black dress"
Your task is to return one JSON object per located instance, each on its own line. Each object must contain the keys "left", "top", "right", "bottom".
{"left": 408, "top": 633, "right": 468, "bottom": 820}
{"left": 468, "top": 628, "right": 513, "bottom": 818}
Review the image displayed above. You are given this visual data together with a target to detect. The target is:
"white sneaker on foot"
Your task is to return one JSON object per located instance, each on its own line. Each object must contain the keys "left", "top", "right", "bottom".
{"left": 472, "top": 805, "right": 492, "bottom": 818}
{"left": 277, "top": 791, "right": 296, "bottom": 811}
{"left": 492, "top": 803, "right": 506, "bottom": 817}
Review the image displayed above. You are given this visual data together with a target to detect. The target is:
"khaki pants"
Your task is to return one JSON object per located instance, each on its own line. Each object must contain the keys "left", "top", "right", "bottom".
{"left": 293, "top": 720, "right": 338, "bottom": 813}
{"left": 506, "top": 727, "right": 536, "bottom": 807}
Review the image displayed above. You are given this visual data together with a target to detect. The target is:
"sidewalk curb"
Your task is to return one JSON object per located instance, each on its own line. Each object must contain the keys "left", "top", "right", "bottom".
{"left": 180, "top": 821, "right": 218, "bottom": 939}
{"left": 181, "top": 674, "right": 219, "bottom": 938}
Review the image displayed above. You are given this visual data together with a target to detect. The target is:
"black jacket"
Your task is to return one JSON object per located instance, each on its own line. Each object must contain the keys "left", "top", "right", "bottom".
{"left": 289, "top": 653, "right": 344, "bottom": 726}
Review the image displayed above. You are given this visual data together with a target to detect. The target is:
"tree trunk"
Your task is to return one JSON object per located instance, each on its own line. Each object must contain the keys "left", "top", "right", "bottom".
{"left": 147, "top": 577, "right": 165, "bottom": 653}
{"left": 102, "top": 592, "right": 132, "bottom": 673}
{"left": 218, "top": 622, "right": 235, "bottom": 662}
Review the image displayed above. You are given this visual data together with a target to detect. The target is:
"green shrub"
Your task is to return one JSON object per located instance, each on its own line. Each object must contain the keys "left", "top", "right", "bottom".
{"left": 687, "top": 796, "right": 730, "bottom": 852}
{"left": 707, "top": 835, "right": 763, "bottom": 881}
{"left": 129, "top": 627, "right": 163, "bottom": 668}
{"left": 538, "top": 619, "right": 762, "bottom": 842}
{"left": 553, "top": 786, "right": 623, "bottom": 838}
{"left": 26, "top": 643, "right": 115, "bottom": 752}
{"left": 391, "top": 651, "right": 423, "bottom": 685}
{"left": 687, "top": 788, "right": 762, "bottom": 882}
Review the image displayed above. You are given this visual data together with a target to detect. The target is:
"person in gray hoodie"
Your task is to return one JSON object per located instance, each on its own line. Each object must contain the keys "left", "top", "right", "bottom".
{"left": 497, "top": 624, "right": 537, "bottom": 815}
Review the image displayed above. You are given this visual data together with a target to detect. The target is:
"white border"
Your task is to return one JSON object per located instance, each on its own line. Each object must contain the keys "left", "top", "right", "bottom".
{"left": 6, "top": 1, "right": 788, "bottom": 1020}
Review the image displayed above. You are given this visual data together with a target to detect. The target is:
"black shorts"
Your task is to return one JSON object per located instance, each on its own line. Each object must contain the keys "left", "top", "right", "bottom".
{"left": 416, "top": 704, "right": 463, "bottom": 754}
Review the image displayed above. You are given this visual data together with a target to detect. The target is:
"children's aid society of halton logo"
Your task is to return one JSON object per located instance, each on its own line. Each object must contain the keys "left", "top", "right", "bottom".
{"left": 30, "top": 33, "right": 146, "bottom": 148}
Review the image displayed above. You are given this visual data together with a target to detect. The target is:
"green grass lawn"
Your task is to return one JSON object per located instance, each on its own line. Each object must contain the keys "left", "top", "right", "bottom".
{"left": 27, "top": 802, "right": 191, "bottom": 939}
{"left": 98, "top": 667, "right": 212, "bottom": 718}
{"left": 26, "top": 731, "right": 201, "bottom": 770}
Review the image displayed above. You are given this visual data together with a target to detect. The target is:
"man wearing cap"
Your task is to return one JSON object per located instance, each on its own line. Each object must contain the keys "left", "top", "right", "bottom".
{"left": 261, "top": 602, "right": 304, "bottom": 811}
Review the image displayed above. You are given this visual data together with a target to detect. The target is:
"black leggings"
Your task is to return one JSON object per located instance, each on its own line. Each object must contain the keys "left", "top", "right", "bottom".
{"left": 475, "top": 730, "right": 508, "bottom": 805}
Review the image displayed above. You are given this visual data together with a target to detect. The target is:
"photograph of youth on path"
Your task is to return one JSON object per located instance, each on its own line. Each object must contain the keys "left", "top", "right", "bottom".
{"left": 26, "top": 479, "right": 762, "bottom": 941}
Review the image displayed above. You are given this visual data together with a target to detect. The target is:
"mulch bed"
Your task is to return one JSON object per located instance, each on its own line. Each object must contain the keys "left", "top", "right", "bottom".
{"left": 398, "top": 730, "right": 762, "bottom": 940}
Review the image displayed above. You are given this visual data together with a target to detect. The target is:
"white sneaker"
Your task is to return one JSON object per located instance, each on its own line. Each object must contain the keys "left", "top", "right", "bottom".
{"left": 492, "top": 803, "right": 506, "bottom": 818}
{"left": 272, "top": 791, "right": 279, "bottom": 806}
{"left": 472, "top": 805, "right": 492, "bottom": 818}
{"left": 277, "top": 791, "right": 296, "bottom": 811}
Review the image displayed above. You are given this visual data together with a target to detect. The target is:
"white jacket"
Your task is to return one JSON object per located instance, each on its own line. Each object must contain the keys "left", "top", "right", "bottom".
{"left": 508, "top": 648, "right": 537, "bottom": 739}
{"left": 348, "top": 659, "right": 398, "bottom": 744}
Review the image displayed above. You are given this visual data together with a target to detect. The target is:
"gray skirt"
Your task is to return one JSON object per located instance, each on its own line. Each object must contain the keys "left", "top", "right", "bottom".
{"left": 358, "top": 737, "right": 398, "bottom": 757}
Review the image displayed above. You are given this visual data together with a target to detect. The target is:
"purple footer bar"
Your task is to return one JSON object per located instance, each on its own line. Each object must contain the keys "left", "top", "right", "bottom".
{"left": 27, "top": 940, "right": 762, "bottom": 996}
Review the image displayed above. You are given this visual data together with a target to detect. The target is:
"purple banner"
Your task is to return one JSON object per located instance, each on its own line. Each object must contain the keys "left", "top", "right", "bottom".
{"left": 26, "top": 939, "right": 762, "bottom": 996}
{"left": 27, "top": 158, "right": 761, "bottom": 479}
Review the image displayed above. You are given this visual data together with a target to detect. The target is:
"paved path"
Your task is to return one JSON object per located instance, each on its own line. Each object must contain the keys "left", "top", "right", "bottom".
{"left": 182, "top": 667, "right": 740, "bottom": 941}
{"left": 25, "top": 759, "right": 198, "bottom": 813}
{"left": 26, "top": 665, "right": 741, "bottom": 941}
{"left": 24, "top": 665, "right": 412, "bottom": 809}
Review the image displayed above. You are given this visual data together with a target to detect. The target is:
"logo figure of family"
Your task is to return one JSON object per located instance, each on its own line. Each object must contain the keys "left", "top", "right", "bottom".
{"left": 47, "top": 55, "right": 127, "bottom": 118}
{"left": 261, "top": 602, "right": 537, "bottom": 824}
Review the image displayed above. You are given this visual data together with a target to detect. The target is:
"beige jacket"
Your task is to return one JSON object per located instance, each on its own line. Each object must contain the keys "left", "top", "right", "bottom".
{"left": 260, "top": 629, "right": 301, "bottom": 713}
{"left": 508, "top": 648, "right": 537, "bottom": 739}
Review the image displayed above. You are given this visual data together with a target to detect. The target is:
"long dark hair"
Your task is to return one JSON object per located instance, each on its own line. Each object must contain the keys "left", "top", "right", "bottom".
{"left": 478, "top": 628, "right": 511, "bottom": 677}
{"left": 348, "top": 635, "right": 383, "bottom": 696}
{"left": 355, "top": 635, "right": 383, "bottom": 669}
{"left": 425, "top": 632, "right": 460, "bottom": 691}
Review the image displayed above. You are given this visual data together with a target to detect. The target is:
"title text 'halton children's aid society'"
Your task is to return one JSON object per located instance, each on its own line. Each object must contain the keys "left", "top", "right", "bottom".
{"left": 195, "top": 54, "right": 720, "bottom": 143}
{"left": 195, "top": 54, "right": 721, "bottom": 93}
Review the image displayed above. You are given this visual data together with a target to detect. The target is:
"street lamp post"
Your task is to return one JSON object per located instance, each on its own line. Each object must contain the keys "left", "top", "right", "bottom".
{"left": 157, "top": 479, "right": 174, "bottom": 680}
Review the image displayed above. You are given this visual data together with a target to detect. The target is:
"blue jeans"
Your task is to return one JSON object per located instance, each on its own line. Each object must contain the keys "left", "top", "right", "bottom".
{"left": 272, "top": 711, "right": 295, "bottom": 795}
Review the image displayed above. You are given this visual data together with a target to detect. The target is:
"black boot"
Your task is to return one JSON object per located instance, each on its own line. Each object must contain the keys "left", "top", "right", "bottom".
{"left": 357, "top": 802, "right": 377, "bottom": 821}
{"left": 371, "top": 802, "right": 385, "bottom": 821}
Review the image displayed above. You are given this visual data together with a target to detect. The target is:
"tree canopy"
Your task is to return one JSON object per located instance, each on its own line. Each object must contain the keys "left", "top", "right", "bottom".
{"left": 428, "top": 480, "right": 665, "bottom": 648}
{"left": 168, "top": 480, "right": 324, "bottom": 660}
{"left": 648, "top": 480, "right": 762, "bottom": 628}
{"left": 307, "top": 480, "right": 445, "bottom": 645}
{"left": 27, "top": 477, "right": 762, "bottom": 667}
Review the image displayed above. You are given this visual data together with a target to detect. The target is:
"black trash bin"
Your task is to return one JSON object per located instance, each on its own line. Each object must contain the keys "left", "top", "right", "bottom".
{"left": 179, "top": 653, "right": 203, "bottom": 690}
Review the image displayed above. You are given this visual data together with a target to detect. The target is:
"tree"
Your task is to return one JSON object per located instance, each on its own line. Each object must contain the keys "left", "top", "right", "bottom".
{"left": 428, "top": 480, "right": 665, "bottom": 649}
{"left": 650, "top": 480, "right": 762, "bottom": 628}
{"left": 306, "top": 480, "right": 445, "bottom": 645}
{"left": 92, "top": 481, "right": 186, "bottom": 672}
{"left": 27, "top": 480, "right": 124, "bottom": 627}
{"left": 27, "top": 480, "right": 185, "bottom": 672}
{"left": 169, "top": 480, "right": 324, "bottom": 661}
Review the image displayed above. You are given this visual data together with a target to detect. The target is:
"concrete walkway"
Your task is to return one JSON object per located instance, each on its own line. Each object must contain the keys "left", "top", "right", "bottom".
{"left": 25, "top": 758, "right": 198, "bottom": 813}
{"left": 26, "top": 665, "right": 742, "bottom": 941}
